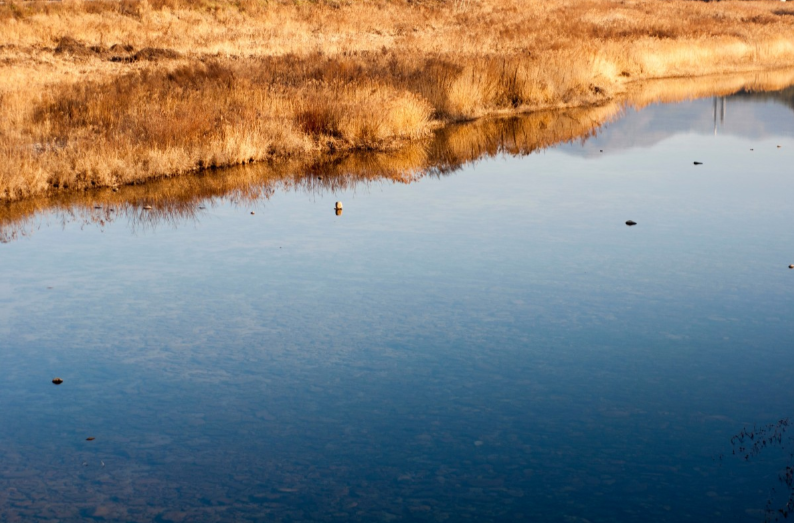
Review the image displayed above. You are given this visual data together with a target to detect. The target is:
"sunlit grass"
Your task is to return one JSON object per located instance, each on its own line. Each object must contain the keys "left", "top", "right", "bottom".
{"left": 3, "top": 0, "right": 794, "bottom": 201}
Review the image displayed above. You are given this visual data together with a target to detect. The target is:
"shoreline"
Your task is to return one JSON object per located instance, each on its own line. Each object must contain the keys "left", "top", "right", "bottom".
{"left": 3, "top": 66, "right": 794, "bottom": 241}
{"left": 3, "top": 0, "right": 794, "bottom": 202}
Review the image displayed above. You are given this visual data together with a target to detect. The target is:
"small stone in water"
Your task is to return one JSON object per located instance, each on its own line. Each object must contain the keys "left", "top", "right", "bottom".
{"left": 626, "top": 220, "right": 637, "bottom": 226}
{"left": 789, "top": 264, "right": 794, "bottom": 269}
{"left": 52, "top": 378, "right": 63, "bottom": 385}
{"left": 250, "top": 211, "right": 255, "bottom": 215}
{"left": 86, "top": 437, "right": 95, "bottom": 441}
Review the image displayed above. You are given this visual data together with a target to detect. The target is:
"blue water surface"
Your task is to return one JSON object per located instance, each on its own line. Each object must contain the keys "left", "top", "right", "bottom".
{"left": 1, "top": 90, "right": 794, "bottom": 522}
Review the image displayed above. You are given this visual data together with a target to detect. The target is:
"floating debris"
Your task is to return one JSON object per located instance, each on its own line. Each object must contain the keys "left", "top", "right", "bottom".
{"left": 52, "top": 378, "right": 63, "bottom": 385}
{"left": 693, "top": 161, "right": 703, "bottom": 165}
{"left": 86, "top": 437, "right": 95, "bottom": 441}
{"left": 625, "top": 220, "right": 637, "bottom": 226}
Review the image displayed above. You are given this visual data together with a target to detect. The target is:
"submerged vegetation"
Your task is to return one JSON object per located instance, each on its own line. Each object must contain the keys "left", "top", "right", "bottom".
{"left": 3, "top": 0, "right": 794, "bottom": 200}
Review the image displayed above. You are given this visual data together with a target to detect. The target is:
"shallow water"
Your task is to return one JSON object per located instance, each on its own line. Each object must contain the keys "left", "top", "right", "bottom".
{"left": 2, "top": 85, "right": 794, "bottom": 522}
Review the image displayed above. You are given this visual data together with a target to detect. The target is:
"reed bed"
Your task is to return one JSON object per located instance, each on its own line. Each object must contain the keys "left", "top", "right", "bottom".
{"left": 5, "top": 67, "right": 794, "bottom": 243}
{"left": 3, "top": 0, "right": 794, "bottom": 201}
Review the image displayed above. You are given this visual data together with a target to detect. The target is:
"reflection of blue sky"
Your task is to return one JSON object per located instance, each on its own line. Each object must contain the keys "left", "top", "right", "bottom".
{"left": 1, "top": 91, "right": 794, "bottom": 521}
{"left": 560, "top": 90, "right": 794, "bottom": 157}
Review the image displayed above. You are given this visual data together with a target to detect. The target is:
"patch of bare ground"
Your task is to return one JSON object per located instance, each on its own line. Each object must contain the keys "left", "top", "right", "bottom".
{"left": 3, "top": 0, "right": 794, "bottom": 201}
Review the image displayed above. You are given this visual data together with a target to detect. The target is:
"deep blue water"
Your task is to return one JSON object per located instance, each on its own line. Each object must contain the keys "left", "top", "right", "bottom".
{"left": 1, "top": 90, "right": 794, "bottom": 522}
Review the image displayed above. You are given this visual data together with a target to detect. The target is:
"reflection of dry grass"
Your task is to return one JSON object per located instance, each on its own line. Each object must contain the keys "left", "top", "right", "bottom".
{"left": 626, "top": 68, "right": 794, "bottom": 109}
{"left": 3, "top": 68, "right": 789, "bottom": 242}
{"left": 3, "top": 0, "right": 794, "bottom": 200}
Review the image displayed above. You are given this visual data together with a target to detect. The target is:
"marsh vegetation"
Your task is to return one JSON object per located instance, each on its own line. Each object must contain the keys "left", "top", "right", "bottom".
{"left": 4, "top": 68, "right": 794, "bottom": 243}
{"left": 3, "top": 0, "right": 794, "bottom": 200}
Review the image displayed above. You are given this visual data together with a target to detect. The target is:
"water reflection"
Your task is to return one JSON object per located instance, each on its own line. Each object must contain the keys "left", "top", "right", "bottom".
{"left": 3, "top": 69, "right": 794, "bottom": 243}
{"left": 2, "top": 69, "right": 794, "bottom": 523}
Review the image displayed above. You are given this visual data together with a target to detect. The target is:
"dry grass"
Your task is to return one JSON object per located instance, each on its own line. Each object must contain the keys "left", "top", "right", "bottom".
{"left": 4, "top": 67, "right": 793, "bottom": 242}
{"left": 3, "top": 0, "right": 794, "bottom": 201}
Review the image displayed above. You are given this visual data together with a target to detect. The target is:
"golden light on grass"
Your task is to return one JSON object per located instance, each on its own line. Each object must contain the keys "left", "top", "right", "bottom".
{"left": 3, "top": 0, "right": 794, "bottom": 201}
{"left": 4, "top": 67, "right": 792, "bottom": 243}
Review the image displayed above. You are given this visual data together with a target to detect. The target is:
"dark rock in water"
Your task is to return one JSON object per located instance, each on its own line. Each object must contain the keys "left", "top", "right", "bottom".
{"left": 86, "top": 437, "right": 95, "bottom": 441}
{"left": 789, "top": 264, "right": 794, "bottom": 269}
{"left": 693, "top": 161, "right": 703, "bottom": 165}
{"left": 52, "top": 378, "right": 63, "bottom": 385}
{"left": 599, "top": 150, "right": 603, "bottom": 152}
{"left": 250, "top": 211, "right": 255, "bottom": 215}
{"left": 626, "top": 220, "right": 637, "bottom": 226}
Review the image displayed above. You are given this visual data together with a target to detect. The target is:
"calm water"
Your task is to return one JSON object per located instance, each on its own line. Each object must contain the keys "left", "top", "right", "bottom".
{"left": 2, "top": 87, "right": 794, "bottom": 522}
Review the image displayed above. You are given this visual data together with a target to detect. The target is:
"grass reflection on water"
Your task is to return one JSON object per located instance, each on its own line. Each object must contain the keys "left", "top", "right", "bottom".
{"left": 4, "top": 68, "right": 794, "bottom": 243}
{"left": 1, "top": 70, "right": 794, "bottom": 523}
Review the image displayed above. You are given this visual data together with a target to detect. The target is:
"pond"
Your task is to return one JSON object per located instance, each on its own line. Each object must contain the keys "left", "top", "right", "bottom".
{"left": 2, "top": 73, "right": 794, "bottom": 522}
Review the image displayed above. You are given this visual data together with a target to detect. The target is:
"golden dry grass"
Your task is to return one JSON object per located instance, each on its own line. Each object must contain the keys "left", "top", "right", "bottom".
{"left": 3, "top": 0, "right": 794, "bottom": 201}
{"left": 4, "top": 67, "right": 793, "bottom": 243}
